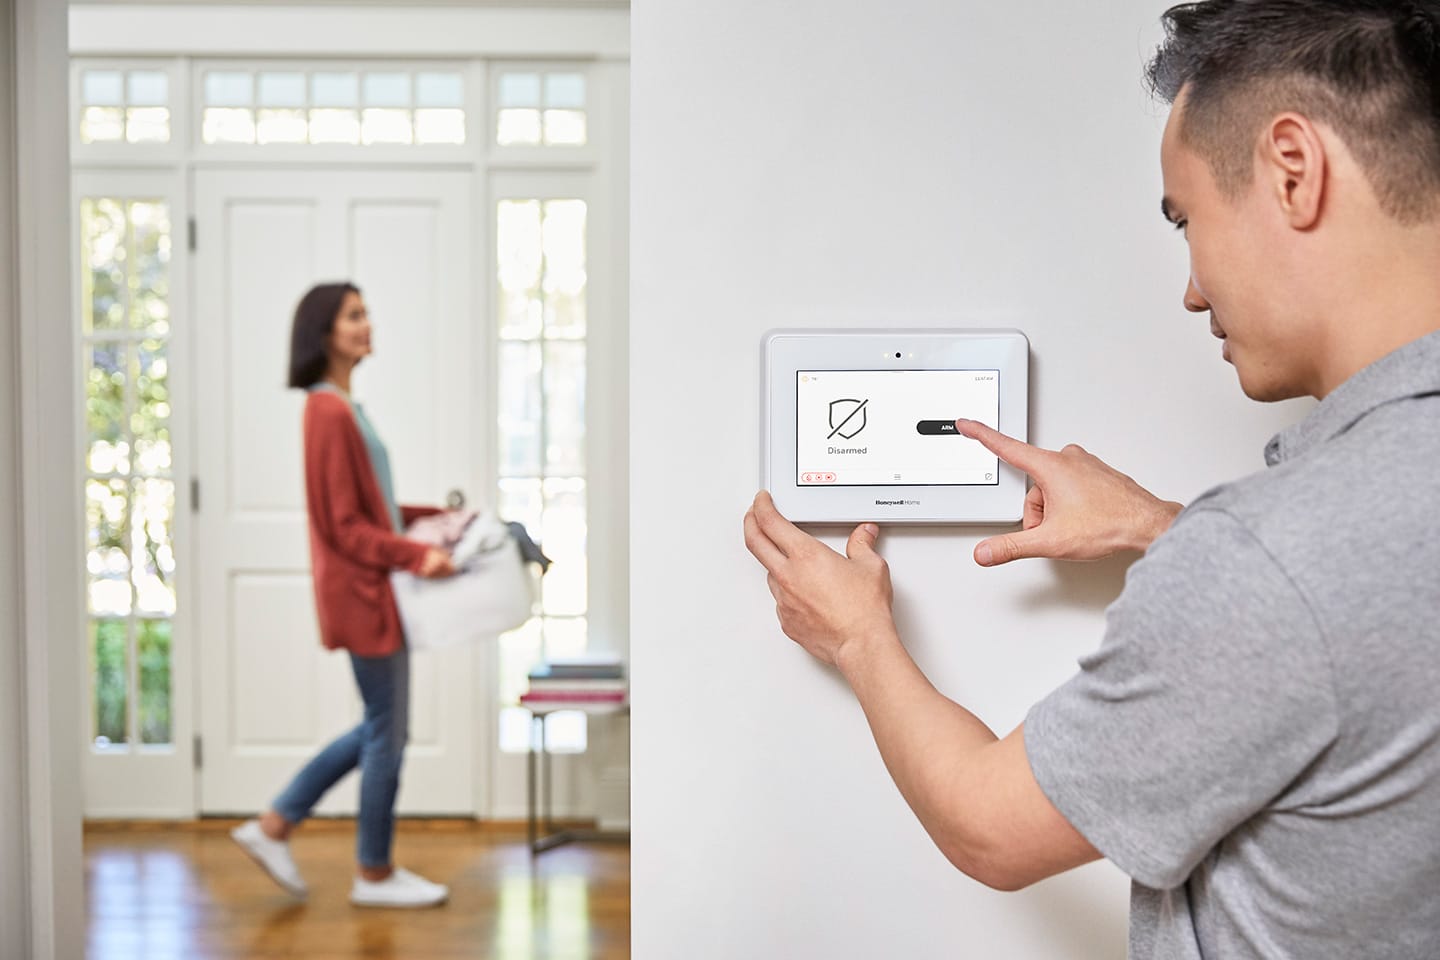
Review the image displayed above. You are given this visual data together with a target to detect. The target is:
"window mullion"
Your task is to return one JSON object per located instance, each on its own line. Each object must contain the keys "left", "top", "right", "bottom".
{"left": 124, "top": 201, "right": 139, "bottom": 751}
{"left": 537, "top": 207, "right": 551, "bottom": 663}
{"left": 121, "top": 615, "right": 136, "bottom": 748}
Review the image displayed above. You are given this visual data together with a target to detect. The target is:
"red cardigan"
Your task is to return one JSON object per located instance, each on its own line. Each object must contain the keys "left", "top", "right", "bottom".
{"left": 303, "top": 390, "right": 440, "bottom": 657}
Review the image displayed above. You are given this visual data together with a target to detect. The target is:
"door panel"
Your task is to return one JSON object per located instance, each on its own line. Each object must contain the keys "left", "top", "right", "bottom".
{"left": 195, "top": 169, "right": 480, "bottom": 816}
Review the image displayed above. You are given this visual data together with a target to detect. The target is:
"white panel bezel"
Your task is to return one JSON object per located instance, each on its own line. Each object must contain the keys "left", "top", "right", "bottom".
{"left": 762, "top": 328, "right": 1029, "bottom": 525}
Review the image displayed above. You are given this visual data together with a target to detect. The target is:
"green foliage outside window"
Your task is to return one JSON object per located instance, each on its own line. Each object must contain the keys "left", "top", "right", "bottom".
{"left": 138, "top": 620, "right": 171, "bottom": 744}
{"left": 92, "top": 619, "right": 127, "bottom": 745}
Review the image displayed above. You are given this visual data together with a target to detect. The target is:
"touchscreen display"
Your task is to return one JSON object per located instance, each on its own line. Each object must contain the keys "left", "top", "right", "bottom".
{"left": 796, "top": 370, "right": 1000, "bottom": 486}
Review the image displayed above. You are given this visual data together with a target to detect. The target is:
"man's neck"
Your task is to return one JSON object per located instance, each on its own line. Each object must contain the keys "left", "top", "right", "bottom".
{"left": 1310, "top": 246, "right": 1440, "bottom": 398}
{"left": 1314, "top": 318, "right": 1440, "bottom": 399}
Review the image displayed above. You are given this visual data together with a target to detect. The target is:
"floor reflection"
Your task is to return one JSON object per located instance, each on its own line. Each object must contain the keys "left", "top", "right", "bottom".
{"left": 495, "top": 869, "right": 592, "bottom": 959}
{"left": 85, "top": 821, "right": 629, "bottom": 959}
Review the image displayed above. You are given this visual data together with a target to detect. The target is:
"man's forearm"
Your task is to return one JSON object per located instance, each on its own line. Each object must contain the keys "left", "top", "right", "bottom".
{"left": 1132, "top": 499, "right": 1185, "bottom": 552}
{"left": 835, "top": 628, "right": 1006, "bottom": 880}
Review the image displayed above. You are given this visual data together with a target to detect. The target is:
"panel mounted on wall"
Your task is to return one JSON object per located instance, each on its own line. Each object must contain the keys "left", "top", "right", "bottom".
{"left": 762, "top": 328, "right": 1029, "bottom": 524}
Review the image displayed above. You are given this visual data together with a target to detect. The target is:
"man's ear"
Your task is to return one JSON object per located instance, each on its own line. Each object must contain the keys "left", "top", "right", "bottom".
{"left": 1262, "top": 112, "right": 1326, "bottom": 230}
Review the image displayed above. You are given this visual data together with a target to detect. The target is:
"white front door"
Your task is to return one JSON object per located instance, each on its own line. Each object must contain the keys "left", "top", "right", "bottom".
{"left": 193, "top": 168, "right": 487, "bottom": 816}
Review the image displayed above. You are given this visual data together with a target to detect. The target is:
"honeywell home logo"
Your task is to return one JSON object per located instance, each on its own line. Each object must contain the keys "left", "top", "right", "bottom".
{"left": 875, "top": 499, "right": 920, "bottom": 507}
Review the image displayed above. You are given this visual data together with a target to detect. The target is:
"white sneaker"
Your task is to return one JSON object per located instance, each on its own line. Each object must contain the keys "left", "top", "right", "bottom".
{"left": 350, "top": 867, "right": 449, "bottom": 908}
{"left": 230, "top": 819, "right": 307, "bottom": 898}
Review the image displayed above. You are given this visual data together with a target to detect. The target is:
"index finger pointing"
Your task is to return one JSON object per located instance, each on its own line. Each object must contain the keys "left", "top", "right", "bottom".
{"left": 954, "top": 419, "right": 1050, "bottom": 475}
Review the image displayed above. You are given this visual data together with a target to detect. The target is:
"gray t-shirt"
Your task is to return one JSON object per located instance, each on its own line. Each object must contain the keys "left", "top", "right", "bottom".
{"left": 1025, "top": 330, "right": 1440, "bottom": 959}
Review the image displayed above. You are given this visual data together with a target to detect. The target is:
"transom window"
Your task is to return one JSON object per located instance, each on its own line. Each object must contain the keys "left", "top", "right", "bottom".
{"left": 79, "top": 69, "right": 171, "bottom": 144}
{"left": 496, "top": 71, "right": 587, "bottom": 146}
{"left": 201, "top": 68, "right": 466, "bottom": 145}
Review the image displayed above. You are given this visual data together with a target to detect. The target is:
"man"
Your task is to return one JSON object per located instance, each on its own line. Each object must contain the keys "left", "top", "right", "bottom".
{"left": 743, "top": 2, "right": 1440, "bottom": 957}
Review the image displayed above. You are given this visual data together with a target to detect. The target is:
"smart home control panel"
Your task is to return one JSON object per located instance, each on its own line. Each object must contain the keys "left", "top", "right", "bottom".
{"left": 762, "top": 329, "right": 1029, "bottom": 524}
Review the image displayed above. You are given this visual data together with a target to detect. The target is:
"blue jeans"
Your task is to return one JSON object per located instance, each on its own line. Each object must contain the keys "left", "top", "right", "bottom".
{"left": 272, "top": 648, "right": 410, "bottom": 868}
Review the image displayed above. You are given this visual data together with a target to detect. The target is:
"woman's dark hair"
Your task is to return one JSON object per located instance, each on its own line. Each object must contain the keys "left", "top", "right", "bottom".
{"left": 1148, "top": 0, "right": 1440, "bottom": 223}
{"left": 288, "top": 282, "right": 360, "bottom": 389}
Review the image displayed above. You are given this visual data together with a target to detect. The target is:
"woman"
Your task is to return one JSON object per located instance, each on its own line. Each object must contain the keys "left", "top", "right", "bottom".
{"left": 231, "top": 282, "right": 454, "bottom": 908}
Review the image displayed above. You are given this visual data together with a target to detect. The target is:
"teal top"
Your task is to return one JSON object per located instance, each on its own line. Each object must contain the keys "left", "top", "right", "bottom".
{"left": 310, "top": 382, "right": 403, "bottom": 533}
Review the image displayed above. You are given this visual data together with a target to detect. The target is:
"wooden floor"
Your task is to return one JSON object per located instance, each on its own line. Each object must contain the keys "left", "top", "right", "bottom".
{"left": 85, "top": 819, "right": 630, "bottom": 960}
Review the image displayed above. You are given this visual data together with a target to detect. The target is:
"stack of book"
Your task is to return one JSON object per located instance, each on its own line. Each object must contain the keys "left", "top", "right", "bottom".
{"left": 520, "top": 653, "right": 627, "bottom": 710}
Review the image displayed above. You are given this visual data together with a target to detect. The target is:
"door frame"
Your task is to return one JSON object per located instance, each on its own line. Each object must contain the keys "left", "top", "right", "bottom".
{"left": 8, "top": 5, "right": 629, "bottom": 955}
{"left": 10, "top": 0, "right": 85, "bottom": 957}
{"left": 64, "top": 9, "right": 630, "bottom": 825}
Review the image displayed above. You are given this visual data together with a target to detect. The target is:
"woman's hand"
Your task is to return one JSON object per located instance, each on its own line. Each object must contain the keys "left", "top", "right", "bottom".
{"left": 416, "top": 547, "right": 456, "bottom": 579}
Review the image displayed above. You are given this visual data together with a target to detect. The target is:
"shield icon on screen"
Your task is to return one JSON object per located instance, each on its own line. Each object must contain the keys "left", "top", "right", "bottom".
{"left": 828, "top": 398, "right": 868, "bottom": 440}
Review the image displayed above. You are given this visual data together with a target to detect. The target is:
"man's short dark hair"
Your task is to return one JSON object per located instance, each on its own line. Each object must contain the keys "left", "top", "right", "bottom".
{"left": 1148, "top": 0, "right": 1440, "bottom": 223}
{"left": 288, "top": 282, "right": 360, "bottom": 389}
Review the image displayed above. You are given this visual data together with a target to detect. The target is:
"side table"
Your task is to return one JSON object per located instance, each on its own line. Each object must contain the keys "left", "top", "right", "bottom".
{"left": 526, "top": 701, "right": 630, "bottom": 855}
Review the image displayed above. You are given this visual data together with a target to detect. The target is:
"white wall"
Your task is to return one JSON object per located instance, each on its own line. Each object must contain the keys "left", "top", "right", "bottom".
{"left": 631, "top": 2, "right": 1308, "bottom": 957}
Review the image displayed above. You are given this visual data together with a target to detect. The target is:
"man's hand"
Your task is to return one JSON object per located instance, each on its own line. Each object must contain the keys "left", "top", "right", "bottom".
{"left": 742, "top": 491, "right": 896, "bottom": 667}
{"left": 955, "top": 419, "right": 1183, "bottom": 566}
